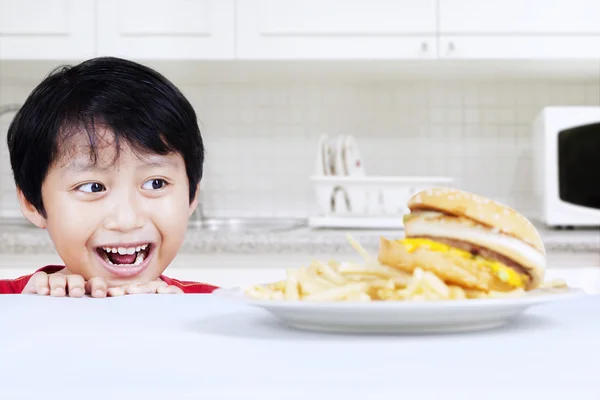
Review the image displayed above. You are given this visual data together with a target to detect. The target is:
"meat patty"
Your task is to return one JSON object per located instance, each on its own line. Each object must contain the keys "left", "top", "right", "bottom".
{"left": 415, "top": 236, "right": 530, "bottom": 278}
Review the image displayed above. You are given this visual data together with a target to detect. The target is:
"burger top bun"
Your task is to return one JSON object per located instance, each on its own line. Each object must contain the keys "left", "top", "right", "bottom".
{"left": 407, "top": 187, "right": 545, "bottom": 255}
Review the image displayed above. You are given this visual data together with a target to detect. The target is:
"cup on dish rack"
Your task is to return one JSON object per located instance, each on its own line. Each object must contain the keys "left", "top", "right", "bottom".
{"left": 345, "top": 185, "right": 368, "bottom": 214}
{"left": 381, "top": 187, "right": 412, "bottom": 215}
{"left": 311, "top": 176, "right": 455, "bottom": 217}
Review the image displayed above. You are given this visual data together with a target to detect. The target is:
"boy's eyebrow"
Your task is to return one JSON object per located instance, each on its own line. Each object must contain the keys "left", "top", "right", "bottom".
{"left": 137, "top": 159, "right": 179, "bottom": 169}
{"left": 61, "top": 157, "right": 179, "bottom": 174}
{"left": 63, "top": 161, "right": 109, "bottom": 174}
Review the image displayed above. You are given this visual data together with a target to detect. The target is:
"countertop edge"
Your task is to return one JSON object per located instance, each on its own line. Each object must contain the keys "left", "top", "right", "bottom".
{"left": 1, "top": 229, "right": 598, "bottom": 255}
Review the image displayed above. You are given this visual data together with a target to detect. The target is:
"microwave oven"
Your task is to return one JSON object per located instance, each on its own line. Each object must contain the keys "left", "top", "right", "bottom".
{"left": 533, "top": 106, "right": 600, "bottom": 228}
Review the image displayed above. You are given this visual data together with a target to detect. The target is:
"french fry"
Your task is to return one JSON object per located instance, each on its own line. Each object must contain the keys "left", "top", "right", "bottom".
{"left": 245, "top": 286, "right": 272, "bottom": 300}
{"left": 303, "top": 283, "right": 369, "bottom": 302}
{"left": 315, "top": 261, "right": 347, "bottom": 285}
{"left": 448, "top": 285, "right": 467, "bottom": 300}
{"left": 284, "top": 276, "right": 300, "bottom": 300}
{"left": 244, "top": 234, "right": 565, "bottom": 303}
{"left": 345, "top": 291, "right": 371, "bottom": 301}
{"left": 421, "top": 271, "right": 450, "bottom": 298}
{"left": 539, "top": 279, "right": 568, "bottom": 290}
{"left": 271, "top": 291, "right": 285, "bottom": 300}
{"left": 297, "top": 276, "right": 332, "bottom": 296}
{"left": 346, "top": 234, "right": 373, "bottom": 264}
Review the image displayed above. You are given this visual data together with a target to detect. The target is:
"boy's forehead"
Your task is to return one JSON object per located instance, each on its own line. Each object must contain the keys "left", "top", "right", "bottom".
{"left": 55, "top": 128, "right": 121, "bottom": 167}
{"left": 54, "top": 127, "right": 175, "bottom": 170}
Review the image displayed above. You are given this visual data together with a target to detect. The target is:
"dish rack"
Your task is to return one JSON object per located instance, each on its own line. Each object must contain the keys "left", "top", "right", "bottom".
{"left": 308, "top": 175, "right": 455, "bottom": 229}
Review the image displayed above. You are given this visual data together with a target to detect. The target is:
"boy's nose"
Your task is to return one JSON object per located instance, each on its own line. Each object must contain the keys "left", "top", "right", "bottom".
{"left": 103, "top": 195, "right": 146, "bottom": 232}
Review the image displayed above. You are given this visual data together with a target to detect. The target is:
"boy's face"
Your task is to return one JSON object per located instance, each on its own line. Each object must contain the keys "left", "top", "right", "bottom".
{"left": 19, "top": 129, "right": 198, "bottom": 287}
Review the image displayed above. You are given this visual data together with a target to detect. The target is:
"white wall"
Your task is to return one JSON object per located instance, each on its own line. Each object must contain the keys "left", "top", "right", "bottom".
{"left": 2, "top": 71, "right": 599, "bottom": 218}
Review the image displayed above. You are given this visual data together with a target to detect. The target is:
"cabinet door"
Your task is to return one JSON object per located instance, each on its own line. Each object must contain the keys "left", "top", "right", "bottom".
{"left": 97, "top": 0, "right": 235, "bottom": 59}
{"left": 438, "top": 0, "right": 600, "bottom": 59}
{"left": 440, "top": 0, "right": 600, "bottom": 34}
{"left": 0, "top": 0, "right": 95, "bottom": 59}
{"left": 236, "top": 0, "right": 437, "bottom": 59}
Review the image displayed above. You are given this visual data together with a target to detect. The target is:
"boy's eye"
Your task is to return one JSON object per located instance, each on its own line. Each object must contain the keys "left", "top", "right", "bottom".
{"left": 142, "top": 179, "right": 167, "bottom": 190}
{"left": 78, "top": 182, "right": 106, "bottom": 193}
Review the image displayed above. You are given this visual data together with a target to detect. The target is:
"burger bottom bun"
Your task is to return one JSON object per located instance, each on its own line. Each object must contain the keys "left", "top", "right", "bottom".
{"left": 403, "top": 214, "right": 546, "bottom": 288}
{"left": 378, "top": 237, "right": 524, "bottom": 292}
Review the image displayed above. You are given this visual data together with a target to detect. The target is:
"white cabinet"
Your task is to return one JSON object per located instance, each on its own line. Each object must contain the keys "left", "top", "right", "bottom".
{"left": 438, "top": 36, "right": 600, "bottom": 60}
{"left": 438, "top": 0, "right": 600, "bottom": 59}
{"left": 96, "top": 0, "right": 235, "bottom": 59}
{"left": 236, "top": 0, "right": 437, "bottom": 59}
{"left": 439, "top": 0, "right": 600, "bottom": 34}
{"left": 1, "top": 0, "right": 599, "bottom": 62}
{"left": 0, "top": 0, "right": 95, "bottom": 59}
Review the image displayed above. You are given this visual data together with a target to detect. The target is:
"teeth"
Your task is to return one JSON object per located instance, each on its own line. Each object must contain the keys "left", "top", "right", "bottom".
{"left": 101, "top": 244, "right": 150, "bottom": 257}
{"left": 101, "top": 250, "right": 111, "bottom": 264}
{"left": 99, "top": 243, "right": 150, "bottom": 268}
{"left": 134, "top": 251, "right": 145, "bottom": 265}
{"left": 100, "top": 247, "right": 147, "bottom": 266}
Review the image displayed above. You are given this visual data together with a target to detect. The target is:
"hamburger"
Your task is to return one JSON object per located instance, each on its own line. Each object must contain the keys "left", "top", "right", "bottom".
{"left": 377, "top": 187, "right": 546, "bottom": 293}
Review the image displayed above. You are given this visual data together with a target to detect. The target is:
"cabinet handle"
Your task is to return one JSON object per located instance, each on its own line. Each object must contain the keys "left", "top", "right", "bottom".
{"left": 421, "top": 42, "right": 428, "bottom": 52}
{"left": 448, "top": 41, "right": 455, "bottom": 51}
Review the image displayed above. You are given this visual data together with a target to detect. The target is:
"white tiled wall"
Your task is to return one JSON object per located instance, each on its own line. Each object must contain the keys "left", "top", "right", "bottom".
{"left": 1, "top": 77, "right": 599, "bottom": 219}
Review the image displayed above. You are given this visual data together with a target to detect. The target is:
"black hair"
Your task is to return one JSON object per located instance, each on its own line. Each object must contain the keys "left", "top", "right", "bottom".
{"left": 7, "top": 57, "right": 204, "bottom": 217}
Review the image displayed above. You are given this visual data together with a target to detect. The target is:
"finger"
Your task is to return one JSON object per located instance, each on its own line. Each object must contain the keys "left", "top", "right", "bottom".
{"left": 22, "top": 272, "right": 49, "bottom": 295}
{"left": 125, "top": 283, "right": 154, "bottom": 295}
{"left": 33, "top": 272, "right": 50, "bottom": 295}
{"left": 137, "top": 280, "right": 168, "bottom": 294}
{"left": 107, "top": 286, "right": 126, "bottom": 297}
{"left": 48, "top": 273, "right": 67, "bottom": 297}
{"left": 148, "top": 280, "right": 168, "bottom": 291}
{"left": 85, "top": 277, "right": 107, "bottom": 298}
{"left": 157, "top": 285, "right": 184, "bottom": 294}
{"left": 66, "top": 275, "right": 85, "bottom": 298}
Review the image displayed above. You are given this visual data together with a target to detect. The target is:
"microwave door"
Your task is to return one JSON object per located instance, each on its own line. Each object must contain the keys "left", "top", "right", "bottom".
{"left": 558, "top": 121, "right": 600, "bottom": 211}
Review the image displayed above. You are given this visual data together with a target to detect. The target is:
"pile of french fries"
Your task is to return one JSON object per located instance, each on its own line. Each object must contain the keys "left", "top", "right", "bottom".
{"left": 244, "top": 234, "right": 568, "bottom": 302}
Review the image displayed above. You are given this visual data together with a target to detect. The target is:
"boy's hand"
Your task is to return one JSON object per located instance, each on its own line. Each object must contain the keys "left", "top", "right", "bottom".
{"left": 107, "top": 280, "right": 183, "bottom": 296}
{"left": 22, "top": 273, "right": 181, "bottom": 297}
{"left": 22, "top": 272, "right": 108, "bottom": 298}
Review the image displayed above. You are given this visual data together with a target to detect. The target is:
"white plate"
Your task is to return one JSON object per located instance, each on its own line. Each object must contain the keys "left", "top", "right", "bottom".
{"left": 213, "top": 287, "right": 585, "bottom": 334}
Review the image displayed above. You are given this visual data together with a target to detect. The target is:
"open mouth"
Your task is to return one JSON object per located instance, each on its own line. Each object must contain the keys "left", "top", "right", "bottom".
{"left": 96, "top": 243, "right": 153, "bottom": 267}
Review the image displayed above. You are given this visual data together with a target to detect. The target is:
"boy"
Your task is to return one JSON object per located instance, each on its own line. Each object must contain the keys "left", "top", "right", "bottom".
{"left": 0, "top": 57, "right": 218, "bottom": 296}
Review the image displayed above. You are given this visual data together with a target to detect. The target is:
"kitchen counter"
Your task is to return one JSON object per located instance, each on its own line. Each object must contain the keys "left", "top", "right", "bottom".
{"left": 0, "top": 294, "right": 599, "bottom": 399}
{"left": 1, "top": 221, "right": 598, "bottom": 255}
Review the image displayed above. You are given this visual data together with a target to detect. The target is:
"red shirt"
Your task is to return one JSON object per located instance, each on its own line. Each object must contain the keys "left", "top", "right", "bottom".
{"left": 0, "top": 266, "right": 219, "bottom": 295}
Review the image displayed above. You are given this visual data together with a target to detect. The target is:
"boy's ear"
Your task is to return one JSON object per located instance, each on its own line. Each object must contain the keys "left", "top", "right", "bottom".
{"left": 16, "top": 188, "right": 47, "bottom": 229}
{"left": 188, "top": 184, "right": 200, "bottom": 217}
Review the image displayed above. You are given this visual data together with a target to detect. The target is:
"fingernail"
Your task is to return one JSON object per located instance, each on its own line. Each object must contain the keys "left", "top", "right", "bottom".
{"left": 95, "top": 289, "right": 105, "bottom": 297}
{"left": 40, "top": 288, "right": 49, "bottom": 295}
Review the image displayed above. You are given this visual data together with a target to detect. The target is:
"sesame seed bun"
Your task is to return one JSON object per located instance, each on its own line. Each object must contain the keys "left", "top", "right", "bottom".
{"left": 377, "top": 187, "right": 546, "bottom": 291}
{"left": 408, "top": 187, "right": 545, "bottom": 254}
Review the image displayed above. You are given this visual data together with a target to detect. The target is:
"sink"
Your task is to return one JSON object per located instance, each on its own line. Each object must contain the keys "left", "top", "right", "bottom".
{"left": 187, "top": 217, "right": 306, "bottom": 233}
{"left": 0, "top": 217, "right": 35, "bottom": 230}
{"left": 0, "top": 216, "right": 306, "bottom": 234}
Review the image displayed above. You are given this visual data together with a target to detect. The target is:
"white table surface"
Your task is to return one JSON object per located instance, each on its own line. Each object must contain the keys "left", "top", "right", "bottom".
{"left": 0, "top": 294, "right": 599, "bottom": 400}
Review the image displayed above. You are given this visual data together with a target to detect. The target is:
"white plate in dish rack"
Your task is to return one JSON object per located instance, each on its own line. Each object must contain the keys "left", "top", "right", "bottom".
{"left": 213, "top": 287, "right": 585, "bottom": 334}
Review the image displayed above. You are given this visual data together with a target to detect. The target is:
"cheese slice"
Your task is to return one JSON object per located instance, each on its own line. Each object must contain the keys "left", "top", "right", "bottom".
{"left": 397, "top": 238, "right": 528, "bottom": 288}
